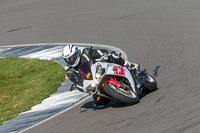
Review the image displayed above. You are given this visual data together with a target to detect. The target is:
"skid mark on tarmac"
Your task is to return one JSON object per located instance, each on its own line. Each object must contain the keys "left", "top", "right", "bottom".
{"left": 153, "top": 65, "right": 160, "bottom": 77}
{"left": 7, "top": 26, "right": 31, "bottom": 32}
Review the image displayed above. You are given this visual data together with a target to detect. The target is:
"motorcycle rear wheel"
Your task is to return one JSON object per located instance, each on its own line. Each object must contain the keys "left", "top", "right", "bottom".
{"left": 144, "top": 74, "right": 157, "bottom": 92}
{"left": 104, "top": 82, "right": 139, "bottom": 104}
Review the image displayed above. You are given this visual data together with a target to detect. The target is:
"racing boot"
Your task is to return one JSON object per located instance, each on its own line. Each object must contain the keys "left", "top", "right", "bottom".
{"left": 93, "top": 94, "right": 110, "bottom": 107}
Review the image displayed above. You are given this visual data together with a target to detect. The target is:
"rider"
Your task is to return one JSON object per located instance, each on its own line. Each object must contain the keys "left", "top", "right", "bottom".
{"left": 63, "top": 44, "right": 140, "bottom": 107}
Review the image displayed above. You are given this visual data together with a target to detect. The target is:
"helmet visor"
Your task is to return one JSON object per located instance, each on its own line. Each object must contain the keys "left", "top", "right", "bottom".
{"left": 64, "top": 51, "right": 79, "bottom": 65}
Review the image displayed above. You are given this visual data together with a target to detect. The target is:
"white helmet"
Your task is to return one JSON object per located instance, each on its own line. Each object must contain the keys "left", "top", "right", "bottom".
{"left": 63, "top": 44, "right": 80, "bottom": 67}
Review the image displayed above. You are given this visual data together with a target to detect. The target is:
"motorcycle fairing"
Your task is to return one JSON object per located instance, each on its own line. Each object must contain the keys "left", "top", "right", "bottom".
{"left": 105, "top": 63, "right": 138, "bottom": 95}
{"left": 78, "top": 61, "right": 93, "bottom": 80}
{"left": 82, "top": 62, "right": 140, "bottom": 96}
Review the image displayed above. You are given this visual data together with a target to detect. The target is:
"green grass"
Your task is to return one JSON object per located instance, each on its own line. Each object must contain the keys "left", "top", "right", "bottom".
{"left": 0, "top": 57, "right": 65, "bottom": 125}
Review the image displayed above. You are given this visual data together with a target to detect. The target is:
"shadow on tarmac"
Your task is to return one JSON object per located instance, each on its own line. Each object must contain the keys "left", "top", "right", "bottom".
{"left": 80, "top": 87, "right": 159, "bottom": 112}
{"left": 80, "top": 100, "right": 135, "bottom": 111}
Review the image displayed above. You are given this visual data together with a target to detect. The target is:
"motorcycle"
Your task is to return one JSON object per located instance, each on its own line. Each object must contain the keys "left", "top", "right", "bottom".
{"left": 70, "top": 47, "right": 157, "bottom": 105}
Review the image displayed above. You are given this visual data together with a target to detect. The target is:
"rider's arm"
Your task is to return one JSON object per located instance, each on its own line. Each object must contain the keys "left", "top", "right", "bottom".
{"left": 66, "top": 68, "right": 83, "bottom": 86}
{"left": 82, "top": 48, "right": 108, "bottom": 60}
{"left": 109, "top": 53, "right": 140, "bottom": 70}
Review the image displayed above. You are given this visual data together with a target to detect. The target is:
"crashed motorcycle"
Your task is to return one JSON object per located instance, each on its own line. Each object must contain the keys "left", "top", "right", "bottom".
{"left": 70, "top": 49, "right": 157, "bottom": 105}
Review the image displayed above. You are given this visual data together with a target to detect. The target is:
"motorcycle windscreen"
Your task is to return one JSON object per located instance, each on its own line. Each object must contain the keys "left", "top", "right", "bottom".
{"left": 78, "top": 61, "right": 93, "bottom": 80}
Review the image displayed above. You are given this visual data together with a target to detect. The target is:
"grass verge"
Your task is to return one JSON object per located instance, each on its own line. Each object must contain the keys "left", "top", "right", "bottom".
{"left": 0, "top": 57, "right": 65, "bottom": 125}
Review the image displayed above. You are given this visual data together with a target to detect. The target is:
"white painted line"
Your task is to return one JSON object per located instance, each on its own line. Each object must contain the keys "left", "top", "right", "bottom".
{"left": 21, "top": 46, "right": 64, "bottom": 60}
{"left": 18, "top": 96, "right": 91, "bottom": 133}
{"left": 32, "top": 92, "right": 85, "bottom": 110}
{"left": 42, "top": 90, "right": 82, "bottom": 103}
{"left": 0, "top": 47, "right": 10, "bottom": 52}
{"left": 0, "top": 43, "right": 128, "bottom": 60}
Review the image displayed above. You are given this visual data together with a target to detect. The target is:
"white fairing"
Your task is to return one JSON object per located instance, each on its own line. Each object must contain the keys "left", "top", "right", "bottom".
{"left": 82, "top": 62, "right": 139, "bottom": 98}
{"left": 105, "top": 63, "right": 139, "bottom": 96}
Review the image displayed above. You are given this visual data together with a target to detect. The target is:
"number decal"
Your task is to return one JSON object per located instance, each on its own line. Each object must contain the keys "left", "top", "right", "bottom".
{"left": 114, "top": 66, "right": 124, "bottom": 76}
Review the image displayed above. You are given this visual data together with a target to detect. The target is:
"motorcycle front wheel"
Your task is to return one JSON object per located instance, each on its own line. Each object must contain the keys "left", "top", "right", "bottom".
{"left": 104, "top": 82, "right": 139, "bottom": 104}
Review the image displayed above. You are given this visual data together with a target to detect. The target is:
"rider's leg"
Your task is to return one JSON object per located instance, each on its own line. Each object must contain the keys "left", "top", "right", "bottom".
{"left": 66, "top": 69, "right": 83, "bottom": 86}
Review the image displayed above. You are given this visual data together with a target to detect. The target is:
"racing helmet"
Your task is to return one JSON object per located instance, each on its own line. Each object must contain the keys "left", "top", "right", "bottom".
{"left": 63, "top": 44, "right": 80, "bottom": 67}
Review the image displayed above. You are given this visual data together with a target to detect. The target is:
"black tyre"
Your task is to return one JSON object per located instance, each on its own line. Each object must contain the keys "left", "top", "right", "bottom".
{"left": 104, "top": 82, "right": 139, "bottom": 104}
{"left": 145, "top": 74, "right": 157, "bottom": 92}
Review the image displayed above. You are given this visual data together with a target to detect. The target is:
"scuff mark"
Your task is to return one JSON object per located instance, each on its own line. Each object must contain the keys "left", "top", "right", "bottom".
{"left": 7, "top": 26, "right": 31, "bottom": 32}
{"left": 154, "top": 66, "right": 160, "bottom": 77}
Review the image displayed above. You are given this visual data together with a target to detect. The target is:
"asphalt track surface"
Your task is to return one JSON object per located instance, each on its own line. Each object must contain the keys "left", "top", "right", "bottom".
{"left": 1, "top": 0, "right": 200, "bottom": 133}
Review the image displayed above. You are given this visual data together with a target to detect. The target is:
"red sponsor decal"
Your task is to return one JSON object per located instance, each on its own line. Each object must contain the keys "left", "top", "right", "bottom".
{"left": 114, "top": 66, "right": 124, "bottom": 76}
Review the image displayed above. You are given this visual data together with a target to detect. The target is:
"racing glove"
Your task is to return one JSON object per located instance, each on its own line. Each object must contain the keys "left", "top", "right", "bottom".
{"left": 125, "top": 61, "right": 140, "bottom": 71}
{"left": 99, "top": 54, "right": 109, "bottom": 62}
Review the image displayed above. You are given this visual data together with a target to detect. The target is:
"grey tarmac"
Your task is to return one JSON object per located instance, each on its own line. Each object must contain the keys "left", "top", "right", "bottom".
{"left": 1, "top": 0, "right": 200, "bottom": 132}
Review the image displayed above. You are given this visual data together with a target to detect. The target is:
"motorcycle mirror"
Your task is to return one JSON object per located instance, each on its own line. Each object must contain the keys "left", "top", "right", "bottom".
{"left": 119, "top": 53, "right": 121, "bottom": 57}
